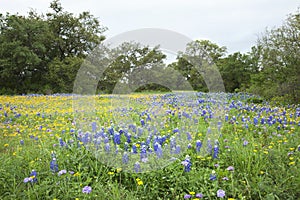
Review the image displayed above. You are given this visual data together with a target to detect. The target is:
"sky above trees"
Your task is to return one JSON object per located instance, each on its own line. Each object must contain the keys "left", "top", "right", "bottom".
{"left": 0, "top": 0, "right": 299, "bottom": 54}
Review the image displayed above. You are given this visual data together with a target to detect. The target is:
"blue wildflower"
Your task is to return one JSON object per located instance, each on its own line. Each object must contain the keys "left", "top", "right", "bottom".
{"left": 91, "top": 122, "right": 97, "bottom": 132}
{"left": 50, "top": 158, "right": 59, "bottom": 172}
{"left": 134, "top": 162, "right": 141, "bottom": 173}
{"left": 113, "top": 132, "right": 121, "bottom": 145}
{"left": 140, "top": 119, "right": 145, "bottom": 126}
{"left": 122, "top": 152, "right": 129, "bottom": 164}
{"left": 181, "top": 156, "right": 192, "bottom": 172}
{"left": 210, "top": 174, "right": 217, "bottom": 181}
{"left": 29, "top": 170, "right": 38, "bottom": 183}
{"left": 196, "top": 140, "right": 202, "bottom": 152}
{"left": 132, "top": 144, "right": 138, "bottom": 154}
{"left": 175, "top": 145, "right": 181, "bottom": 154}
{"left": 155, "top": 143, "right": 163, "bottom": 158}
{"left": 105, "top": 143, "right": 110, "bottom": 153}
{"left": 213, "top": 145, "right": 219, "bottom": 159}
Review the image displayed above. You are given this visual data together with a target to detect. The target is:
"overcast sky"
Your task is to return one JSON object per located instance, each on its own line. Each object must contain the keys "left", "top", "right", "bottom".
{"left": 0, "top": 0, "right": 299, "bottom": 54}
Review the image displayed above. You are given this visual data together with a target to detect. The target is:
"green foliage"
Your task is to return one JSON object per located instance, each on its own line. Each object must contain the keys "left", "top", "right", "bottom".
{"left": 218, "top": 52, "right": 256, "bottom": 93}
{"left": 0, "top": 0, "right": 106, "bottom": 94}
{"left": 98, "top": 42, "right": 167, "bottom": 94}
{"left": 171, "top": 40, "right": 227, "bottom": 92}
{"left": 248, "top": 10, "right": 300, "bottom": 103}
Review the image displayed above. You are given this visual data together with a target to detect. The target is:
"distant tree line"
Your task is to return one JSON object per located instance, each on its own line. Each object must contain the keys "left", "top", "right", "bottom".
{"left": 0, "top": 0, "right": 299, "bottom": 103}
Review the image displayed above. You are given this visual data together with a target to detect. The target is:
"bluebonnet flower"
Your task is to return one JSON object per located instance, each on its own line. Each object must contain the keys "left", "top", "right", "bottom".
{"left": 175, "top": 145, "right": 181, "bottom": 154}
{"left": 155, "top": 143, "right": 163, "bottom": 158}
{"left": 207, "top": 139, "right": 212, "bottom": 154}
{"left": 29, "top": 170, "right": 38, "bottom": 183}
{"left": 122, "top": 152, "right": 129, "bottom": 164}
{"left": 173, "top": 128, "right": 179, "bottom": 133}
{"left": 126, "top": 133, "right": 131, "bottom": 143}
{"left": 140, "top": 119, "right": 145, "bottom": 126}
{"left": 113, "top": 132, "right": 121, "bottom": 145}
{"left": 187, "top": 143, "right": 192, "bottom": 149}
{"left": 146, "top": 114, "right": 151, "bottom": 121}
{"left": 184, "top": 194, "right": 192, "bottom": 199}
{"left": 20, "top": 140, "right": 24, "bottom": 145}
{"left": 217, "top": 189, "right": 225, "bottom": 198}
{"left": 50, "top": 158, "right": 59, "bottom": 172}
{"left": 213, "top": 145, "right": 219, "bottom": 159}
{"left": 132, "top": 144, "right": 138, "bottom": 154}
{"left": 209, "top": 174, "right": 217, "bottom": 181}
{"left": 186, "top": 132, "right": 192, "bottom": 140}
{"left": 104, "top": 137, "right": 109, "bottom": 143}
{"left": 225, "top": 114, "right": 229, "bottom": 121}
{"left": 59, "top": 138, "right": 66, "bottom": 147}
{"left": 140, "top": 145, "right": 147, "bottom": 161}
{"left": 254, "top": 117, "right": 258, "bottom": 125}
{"left": 108, "top": 127, "right": 114, "bottom": 135}
{"left": 134, "top": 162, "right": 141, "bottom": 173}
{"left": 91, "top": 122, "right": 97, "bottom": 132}
{"left": 181, "top": 156, "right": 192, "bottom": 172}
{"left": 153, "top": 142, "right": 159, "bottom": 151}
{"left": 82, "top": 186, "right": 92, "bottom": 194}
{"left": 105, "top": 143, "right": 110, "bottom": 153}
{"left": 196, "top": 140, "right": 202, "bottom": 152}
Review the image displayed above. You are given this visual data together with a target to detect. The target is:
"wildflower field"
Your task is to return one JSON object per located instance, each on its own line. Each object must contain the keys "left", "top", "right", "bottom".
{"left": 0, "top": 93, "right": 299, "bottom": 200}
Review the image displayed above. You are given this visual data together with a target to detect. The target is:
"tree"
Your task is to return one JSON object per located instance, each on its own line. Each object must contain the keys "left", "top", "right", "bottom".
{"left": 171, "top": 40, "right": 227, "bottom": 91}
{"left": 0, "top": 0, "right": 107, "bottom": 94}
{"left": 218, "top": 52, "right": 254, "bottom": 92}
{"left": 249, "top": 10, "right": 300, "bottom": 103}
{"left": 46, "top": 0, "right": 106, "bottom": 60}
{"left": 97, "top": 42, "right": 167, "bottom": 93}
{"left": 0, "top": 13, "right": 50, "bottom": 93}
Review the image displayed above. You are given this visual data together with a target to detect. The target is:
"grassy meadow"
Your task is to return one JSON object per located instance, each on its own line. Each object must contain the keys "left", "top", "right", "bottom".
{"left": 0, "top": 93, "right": 299, "bottom": 200}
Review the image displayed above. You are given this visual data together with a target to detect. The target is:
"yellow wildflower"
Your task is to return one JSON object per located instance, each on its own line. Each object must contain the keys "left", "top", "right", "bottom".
{"left": 73, "top": 172, "right": 81, "bottom": 177}
{"left": 289, "top": 162, "right": 295, "bottom": 166}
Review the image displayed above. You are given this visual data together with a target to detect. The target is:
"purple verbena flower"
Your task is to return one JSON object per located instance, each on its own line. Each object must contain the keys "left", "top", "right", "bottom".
{"left": 184, "top": 194, "right": 192, "bottom": 199}
{"left": 195, "top": 193, "right": 203, "bottom": 198}
{"left": 217, "top": 189, "right": 225, "bottom": 198}
{"left": 58, "top": 169, "right": 67, "bottom": 176}
{"left": 82, "top": 186, "right": 92, "bottom": 194}
{"left": 227, "top": 166, "right": 234, "bottom": 171}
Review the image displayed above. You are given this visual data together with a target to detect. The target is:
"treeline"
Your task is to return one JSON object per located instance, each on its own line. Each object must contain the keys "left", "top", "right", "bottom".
{"left": 0, "top": 0, "right": 299, "bottom": 103}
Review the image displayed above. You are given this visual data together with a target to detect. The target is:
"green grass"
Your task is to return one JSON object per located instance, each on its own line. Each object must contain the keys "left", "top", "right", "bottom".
{"left": 0, "top": 94, "right": 299, "bottom": 199}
